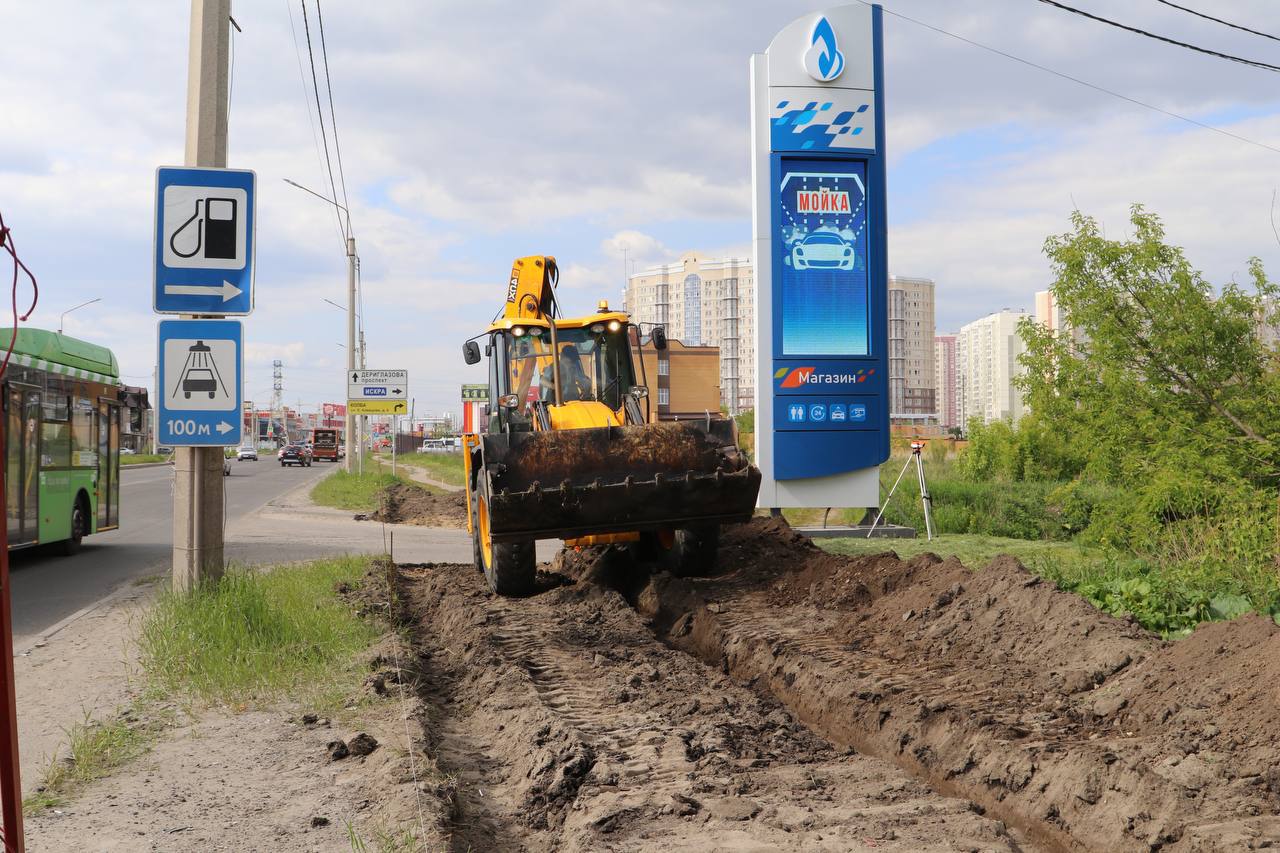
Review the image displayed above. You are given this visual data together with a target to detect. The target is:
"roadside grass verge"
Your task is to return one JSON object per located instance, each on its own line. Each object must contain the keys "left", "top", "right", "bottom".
{"left": 820, "top": 533, "right": 1279, "bottom": 639}
{"left": 24, "top": 704, "right": 167, "bottom": 814}
{"left": 375, "top": 450, "right": 465, "bottom": 487}
{"left": 121, "top": 454, "right": 168, "bottom": 465}
{"left": 138, "top": 556, "right": 381, "bottom": 710}
{"left": 312, "top": 468, "right": 408, "bottom": 511}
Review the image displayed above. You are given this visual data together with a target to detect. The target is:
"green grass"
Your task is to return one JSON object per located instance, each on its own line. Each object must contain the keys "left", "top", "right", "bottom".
{"left": 121, "top": 454, "right": 169, "bottom": 465}
{"left": 138, "top": 556, "right": 381, "bottom": 709}
{"left": 312, "top": 468, "right": 407, "bottom": 511}
{"left": 378, "top": 450, "right": 465, "bottom": 487}
{"left": 24, "top": 707, "right": 163, "bottom": 814}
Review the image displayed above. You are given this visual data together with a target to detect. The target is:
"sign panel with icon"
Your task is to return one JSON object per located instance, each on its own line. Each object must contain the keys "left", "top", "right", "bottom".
{"left": 153, "top": 166, "right": 256, "bottom": 315}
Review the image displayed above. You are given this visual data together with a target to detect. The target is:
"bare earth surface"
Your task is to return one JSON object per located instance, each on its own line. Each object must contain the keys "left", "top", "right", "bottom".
{"left": 395, "top": 559, "right": 1026, "bottom": 852}
{"left": 21, "top": 506, "right": 1280, "bottom": 851}
{"left": 625, "top": 519, "right": 1280, "bottom": 852}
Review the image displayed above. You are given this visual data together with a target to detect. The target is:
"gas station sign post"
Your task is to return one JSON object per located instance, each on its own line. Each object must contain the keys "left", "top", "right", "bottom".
{"left": 752, "top": 4, "right": 889, "bottom": 509}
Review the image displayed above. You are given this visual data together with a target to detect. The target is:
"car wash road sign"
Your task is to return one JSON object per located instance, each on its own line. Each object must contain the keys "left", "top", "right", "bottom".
{"left": 153, "top": 166, "right": 255, "bottom": 315}
{"left": 157, "top": 319, "right": 243, "bottom": 446}
{"left": 751, "top": 4, "right": 889, "bottom": 510}
{"left": 348, "top": 369, "right": 408, "bottom": 401}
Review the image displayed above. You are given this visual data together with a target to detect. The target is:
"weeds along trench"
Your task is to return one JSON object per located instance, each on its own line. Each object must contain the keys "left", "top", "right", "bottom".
{"left": 391, "top": 519, "right": 1280, "bottom": 852}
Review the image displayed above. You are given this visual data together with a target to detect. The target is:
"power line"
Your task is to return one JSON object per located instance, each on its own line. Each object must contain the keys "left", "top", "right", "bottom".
{"left": 1036, "top": 0, "right": 1280, "bottom": 73}
{"left": 1154, "top": 0, "right": 1280, "bottom": 44}
{"left": 861, "top": 1, "right": 1280, "bottom": 157}
{"left": 285, "top": 0, "right": 345, "bottom": 248}
{"left": 300, "top": 0, "right": 346, "bottom": 239}
{"left": 315, "top": 1, "right": 353, "bottom": 238}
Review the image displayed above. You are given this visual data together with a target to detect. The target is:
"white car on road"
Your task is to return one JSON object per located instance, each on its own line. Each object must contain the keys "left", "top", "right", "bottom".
{"left": 237, "top": 446, "right": 258, "bottom": 461}
{"left": 791, "top": 232, "right": 855, "bottom": 271}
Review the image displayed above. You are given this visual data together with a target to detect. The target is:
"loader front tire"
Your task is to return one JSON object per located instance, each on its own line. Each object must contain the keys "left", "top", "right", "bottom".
{"left": 475, "top": 494, "right": 536, "bottom": 596}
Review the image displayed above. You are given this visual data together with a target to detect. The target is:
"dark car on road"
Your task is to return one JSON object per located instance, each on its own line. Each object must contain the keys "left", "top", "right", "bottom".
{"left": 279, "top": 444, "right": 312, "bottom": 467}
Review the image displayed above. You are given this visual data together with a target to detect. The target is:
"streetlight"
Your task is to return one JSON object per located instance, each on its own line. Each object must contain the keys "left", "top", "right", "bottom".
{"left": 285, "top": 177, "right": 357, "bottom": 474}
{"left": 58, "top": 297, "right": 101, "bottom": 335}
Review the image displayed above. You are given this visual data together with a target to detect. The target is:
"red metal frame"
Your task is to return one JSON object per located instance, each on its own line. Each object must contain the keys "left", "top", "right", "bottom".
{"left": 0, "top": 416, "right": 24, "bottom": 851}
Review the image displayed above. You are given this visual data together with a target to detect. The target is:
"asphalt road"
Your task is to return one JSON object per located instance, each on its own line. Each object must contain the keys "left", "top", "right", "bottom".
{"left": 12, "top": 457, "right": 333, "bottom": 643}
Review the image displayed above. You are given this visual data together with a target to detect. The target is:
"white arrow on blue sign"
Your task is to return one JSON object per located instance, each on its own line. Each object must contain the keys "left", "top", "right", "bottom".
{"left": 153, "top": 166, "right": 255, "bottom": 315}
{"left": 157, "top": 319, "right": 244, "bottom": 446}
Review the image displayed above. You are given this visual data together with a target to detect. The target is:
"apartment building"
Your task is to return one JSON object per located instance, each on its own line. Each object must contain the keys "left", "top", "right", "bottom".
{"left": 955, "top": 309, "right": 1030, "bottom": 425}
{"left": 934, "top": 334, "right": 959, "bottom": 430}
{"left": 623, "top": 252, "right": 754, "bottom": 412}
{"left": 1034, "top": 288, "right": 1087, "bottom": 349}
{"left": 888, "top": 275, "right": 936, "bottom": 421}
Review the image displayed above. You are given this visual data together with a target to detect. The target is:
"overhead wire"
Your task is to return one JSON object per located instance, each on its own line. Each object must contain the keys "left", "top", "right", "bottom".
{"left": 315, "top": 0, "right": 353, "bottom": 238}
{"left": 1153, "top": 0, "right": 1280, "bottom": 44}
{"left": 285, "top": 0, "right": 346, "bottom": 248}
{"left": 1036, "top": 0, "right": 1280, "bottom": 72}
{"left": 300, "top": 0, "right": 346, "bottom": 239}
{"left": 860, "top": 1, "right": 1280, "bottom": 157}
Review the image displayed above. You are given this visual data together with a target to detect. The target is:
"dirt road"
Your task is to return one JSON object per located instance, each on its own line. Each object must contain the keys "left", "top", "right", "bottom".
{"left": 397, "top": 560, "right": 1026, "bottom": 851}
{"left": 397, "top": 518, "right": 1280, "bottom": 852}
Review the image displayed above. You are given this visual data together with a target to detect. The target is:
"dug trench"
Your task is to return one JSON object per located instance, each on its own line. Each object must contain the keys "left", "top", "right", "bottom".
{"left": 624, "top": 518, "right": 1280, "bottom": 852}
{"left": 392, "top": 557, "right": 1027, "bottom": 851}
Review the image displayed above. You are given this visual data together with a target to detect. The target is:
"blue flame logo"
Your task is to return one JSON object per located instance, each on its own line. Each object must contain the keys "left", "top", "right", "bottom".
{"left": 803, "top": 16, "right": 845, "bottom": 82}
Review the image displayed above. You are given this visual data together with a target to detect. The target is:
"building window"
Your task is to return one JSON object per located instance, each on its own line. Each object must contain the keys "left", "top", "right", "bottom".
{"left": 657, "top": 358, "right": 670, "bottom": 376}
{"left": 658, "top": 387, "right": 670, "bottom": 406}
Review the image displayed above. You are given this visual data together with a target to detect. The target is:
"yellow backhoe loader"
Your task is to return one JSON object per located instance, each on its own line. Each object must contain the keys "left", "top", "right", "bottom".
{"left": 461, "top": 255, "right": 761, "bottom": 595}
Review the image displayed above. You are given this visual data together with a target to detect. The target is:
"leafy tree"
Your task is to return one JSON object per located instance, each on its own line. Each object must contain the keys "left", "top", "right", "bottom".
{"left": 1020, "top": 206, "right": 1279, "bottom": 488}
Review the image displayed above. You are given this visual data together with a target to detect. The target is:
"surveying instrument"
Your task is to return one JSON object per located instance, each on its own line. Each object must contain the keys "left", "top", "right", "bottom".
{"left": 867, "top": 439, "right": 934, "bottom": 540}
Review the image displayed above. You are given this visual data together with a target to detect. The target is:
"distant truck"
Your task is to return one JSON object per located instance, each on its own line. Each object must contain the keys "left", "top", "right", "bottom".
{"left": 312, "top": 428, "right": 340, "bottom": 463}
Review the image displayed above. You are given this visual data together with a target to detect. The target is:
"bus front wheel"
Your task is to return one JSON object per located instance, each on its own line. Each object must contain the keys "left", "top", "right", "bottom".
{"left": 58, "top": 496, "right": 88, "bottom": 556}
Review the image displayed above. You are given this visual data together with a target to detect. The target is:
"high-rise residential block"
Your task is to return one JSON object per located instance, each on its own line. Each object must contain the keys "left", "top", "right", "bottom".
{"left": 956, "top": 309, "right": 1030, "bottom": 425}
{"left": 934, "top": 333, "right": 959, "bottom": 430}
{"left": 888, "top": 275, "right": 936, "bottom": 420}
{"left": 624, "top": 252, "right": 755, "bottom": 412}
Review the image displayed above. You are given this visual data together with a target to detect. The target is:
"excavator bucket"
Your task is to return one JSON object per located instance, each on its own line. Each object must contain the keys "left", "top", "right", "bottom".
{"left": 476, "top": 419, "right": 760, "bottom": 543}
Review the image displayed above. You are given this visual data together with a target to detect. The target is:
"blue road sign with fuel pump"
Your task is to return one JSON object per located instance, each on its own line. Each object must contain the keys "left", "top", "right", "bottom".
{"left": 157, "top": 319, "right": 243, "bottom": 446}
{"left": 153, "top": 167, "right": 255, "bottom": 315}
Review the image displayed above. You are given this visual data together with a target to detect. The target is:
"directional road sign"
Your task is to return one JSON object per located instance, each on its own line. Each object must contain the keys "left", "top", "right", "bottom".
{"left": 348, "top": 399, "right": 409, "bottom": 415}
{"left": 154, "top": 166, "right": 255, "bottom": 315}
{"left": 157, "top": 319, "right": 243, "bottom": 446}
{"left": 348, "top": 369, "right": 408, "bottom": 400}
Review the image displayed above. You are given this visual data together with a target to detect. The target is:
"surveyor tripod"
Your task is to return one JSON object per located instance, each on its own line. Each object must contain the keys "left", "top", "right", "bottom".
{"left": 867, "top": 440, "right": 934, "bottom": 540}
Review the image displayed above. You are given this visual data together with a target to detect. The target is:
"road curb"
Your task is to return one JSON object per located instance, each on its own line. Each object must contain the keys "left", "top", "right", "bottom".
{"left": 121, "top": 460, "right": 174, "bottom": 470}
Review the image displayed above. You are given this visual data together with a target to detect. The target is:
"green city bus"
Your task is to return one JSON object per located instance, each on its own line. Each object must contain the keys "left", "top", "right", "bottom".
{"left": 1, "top": 329, "right": 121, "bottom": 554}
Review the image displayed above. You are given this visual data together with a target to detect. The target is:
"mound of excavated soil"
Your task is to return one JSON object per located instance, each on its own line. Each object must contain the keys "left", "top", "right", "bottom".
{"left": 635, "top": 517, "right": 1280, "bottom": 852}
{"left": 365, "top": 483, "right": 467, "bottom": 528}
{"left": 394, "top": 559, "right": 1023, "bottom": 851}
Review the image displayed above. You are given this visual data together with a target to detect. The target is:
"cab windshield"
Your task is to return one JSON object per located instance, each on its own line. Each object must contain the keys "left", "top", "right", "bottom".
{"left": 503, "top": 324, "right": 635, "bottom": 411}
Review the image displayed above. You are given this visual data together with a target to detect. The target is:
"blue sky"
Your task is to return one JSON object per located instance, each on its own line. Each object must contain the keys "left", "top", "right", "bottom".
{"left": 2, "top": 1, "right": 1280, "bottom": 418}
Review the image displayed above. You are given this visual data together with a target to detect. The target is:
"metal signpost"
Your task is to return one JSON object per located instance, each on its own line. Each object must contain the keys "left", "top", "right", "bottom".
{"left": 157, "top": 319, "right": 244, "bottom": 446}
{"left": 751, "top": 4, "right": 889, "bottom": 510}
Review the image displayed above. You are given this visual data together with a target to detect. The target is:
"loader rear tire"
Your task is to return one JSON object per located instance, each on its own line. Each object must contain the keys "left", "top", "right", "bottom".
{"left": 654, "top": 525, "right": 721, "bottom": 578}
{"left": 475, "top": 494, "right": 536, "bottom": 596}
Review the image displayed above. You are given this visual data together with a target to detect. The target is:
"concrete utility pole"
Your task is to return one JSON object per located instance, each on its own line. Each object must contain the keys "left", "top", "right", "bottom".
{"left": 345, "top": 236, "right": 356, "bottom": 473}
{"left": 173, "top": 0, "right": 231, "bottom": 592}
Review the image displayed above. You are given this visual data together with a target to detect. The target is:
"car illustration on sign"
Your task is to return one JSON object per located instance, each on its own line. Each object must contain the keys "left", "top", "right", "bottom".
{"left": 791, "top": 231, "right": 855, "bottom": 271}
{"left": 182, "top": 368, "right": 218, "bottom": 399}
